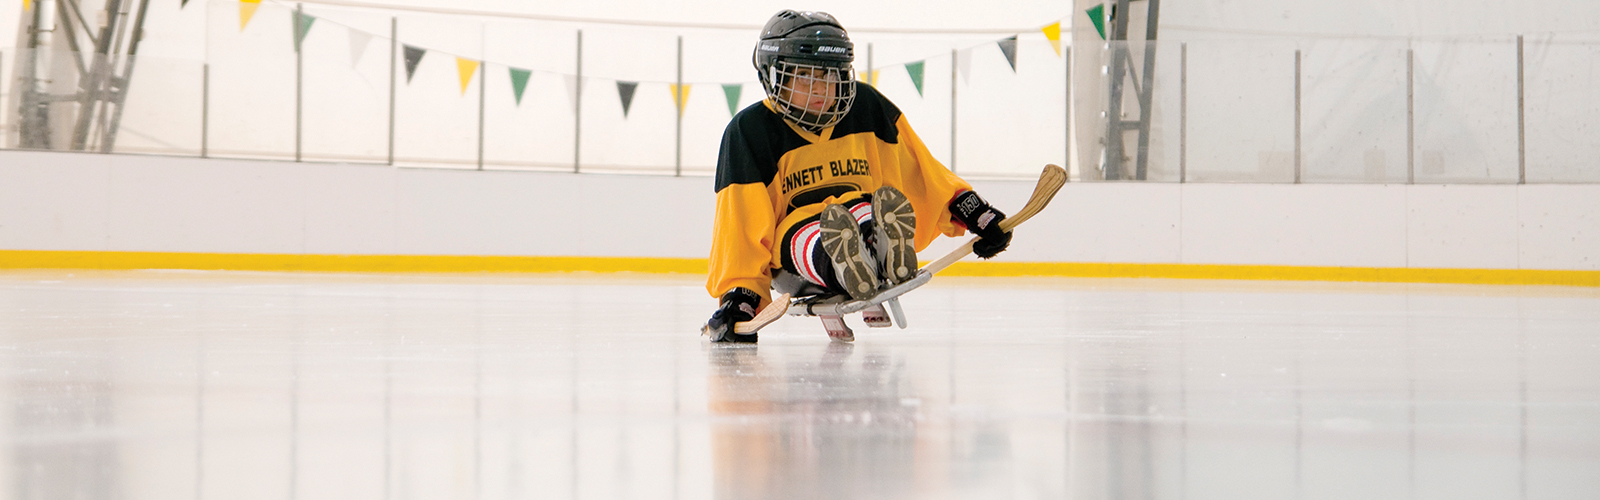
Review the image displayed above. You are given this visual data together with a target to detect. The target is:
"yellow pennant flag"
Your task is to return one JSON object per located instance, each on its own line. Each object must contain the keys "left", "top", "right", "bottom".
{"left": 456, "top": 57, "right": 480, "bottom": 95}
{"left": 24, "top": 0, "right": 31, "bottom": 11}
{"left": 1042, "top": 22, "right": 1063, "bottom": 57}
{"left": 239, "top": 0, "right": 261, "bottom": 31}
{"left": 670, "top": 84, "right": 692, "bottom": 114}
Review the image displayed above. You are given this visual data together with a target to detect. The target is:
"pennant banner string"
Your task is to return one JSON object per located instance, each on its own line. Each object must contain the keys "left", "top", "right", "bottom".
{"left": 616, "top": 81, "right": 639, "bottom": 117}
{"left": 669, "top": 84, "right": 692, "bottom": 114}
{"left": 348, "top": 29, "right": 373, "bottom": 68}
{"left": 239, "top": 0, "right": 262, "bottom": 31}
{"left": 455, "top": 57, "right": 481, "bottom": 95}
{"left": 509, "top": 68, "right": 532, "bottom": 106}
{"left": 402, "top": 44, "right": 425, "bottom": 83}
{"left": 293, "top": 12, "right": 317, "bottom": 51}
{"left": 1042, "top": 22, "right": 1062, "bottom": 56}
{"left": 997, "top": 36, "right": 1019, "bottom": 72}
{"left": 721, "top": 84, "right": 743, "bottom": 116}
{"left": 239, "top": 0, "right": 1075, "bottom": 97}
{"left": 903, "top": 61, "right": 925, "bottom": 96}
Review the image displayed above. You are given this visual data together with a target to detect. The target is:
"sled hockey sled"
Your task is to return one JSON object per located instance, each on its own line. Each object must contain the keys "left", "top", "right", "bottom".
{"left": 707, "top": 163, "right": 1067, "bottom": 339}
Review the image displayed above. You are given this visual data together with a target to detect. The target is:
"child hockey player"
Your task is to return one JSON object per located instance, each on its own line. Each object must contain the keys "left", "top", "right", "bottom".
{"left": 705, "top": 10, "right": 1013, "bottom": 343}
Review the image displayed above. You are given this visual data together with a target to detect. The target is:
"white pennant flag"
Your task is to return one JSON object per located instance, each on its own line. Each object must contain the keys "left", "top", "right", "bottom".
{"left": 564, "top": 74, "right": 580, "bottom": 109}
{"left": 956, "top": 48, "right": 973, "bottom": 84}
{"left": 348, "top": 29, "right": 373, "bottom": 68}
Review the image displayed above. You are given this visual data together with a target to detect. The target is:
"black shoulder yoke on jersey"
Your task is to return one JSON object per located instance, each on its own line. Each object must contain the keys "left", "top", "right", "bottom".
{"left": 714, "top": 85, "right": 903, "bottom": 193}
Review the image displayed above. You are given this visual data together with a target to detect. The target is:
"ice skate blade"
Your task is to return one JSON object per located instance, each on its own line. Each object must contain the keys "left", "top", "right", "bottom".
{"left": 785, "top": 268, "right": 932, "bottom": 319}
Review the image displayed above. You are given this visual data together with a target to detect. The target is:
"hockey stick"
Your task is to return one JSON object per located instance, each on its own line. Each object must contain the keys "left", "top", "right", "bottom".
{"left": 782, "top": 163, "right": 1066, "bottom": 320}
{"left": 920, "top": 163, "right": 1067, "bottom": 275}
{"left": 721, "top": 164, "right": 1067, "bottom": 335}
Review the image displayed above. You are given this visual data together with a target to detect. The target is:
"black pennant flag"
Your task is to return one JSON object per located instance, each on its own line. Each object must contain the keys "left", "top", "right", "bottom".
{"left": 616, "top": 81, "right": 638, "bottom": 117}
{"left": 998, "top": 36, "right": 1019, "bottom": 72}
{"left": 403, "top": 45, "right": 425, "bottom": 83}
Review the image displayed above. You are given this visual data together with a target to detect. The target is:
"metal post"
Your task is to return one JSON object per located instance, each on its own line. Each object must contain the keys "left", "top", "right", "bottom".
{"left": 675, "top": 35, "right": 682, "bottom": 176}
{"left": 867, "top": 43, "right": 873, "bottom": 86}
{"left": 1133, "top": 0, "right": 1161, "bottom": 180}
{"left": 295, "top": 3, "right": 303, "bottom": 162}
{"left": 201, "top": 63, "right": 209, "bottom": 157}
{"left": 1294, "top": 49, "right": 1301, "bottom": 184}
{"left": 70, "top": 0, "right": 127, "bottom": 152}
{"left": 100, "top": 0, "right": 153, "bottom": 154}
{"left": 387, "top": 17, "right": 396, "bottom": 165}
{"left": 1517, "top": 35, "right": 1525, "bottom": 184}
{"left": 0, "top": 49, "right": 5, "bottom": 146}
{"left": 1180, "top": 43, "right": 1187, "bottom": 183}
{"left": 574, "top": 30, "right": 583, "bottom": 174}
{"left": 476, "top": 30, "right": 485, "bottom": 171}
{"left": 1407, "top": 48, "right": 1414, "bottom": 184}
{"left": 21, "top": 0, "right": 59, "bottom": 149}
{"left": 950, "top": 48, "right": 957, "bottom": 173}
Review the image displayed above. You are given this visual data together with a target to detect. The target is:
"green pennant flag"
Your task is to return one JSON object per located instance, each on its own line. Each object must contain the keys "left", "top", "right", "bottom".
{"left": 509, "top": 68, "right": 531, "bottom": 106}
{"left": 997, "top": 36, "right": 1018, "bottom": 72}
{"left": 617, "top": 81, "right": 639, "bottom": 117}
{"left": 904, "top": 61, "right": 925, "bottom": 97}
{"left": 722, "top": 84, "right": 742, "bottom": 116}
{"left": 293, "top": 12, "right": 316, "bottom": 51}
{"left": 402, "top": 45, "right": 425, "bottom": 83}
{"left": 1087, "top": 4, "right": 1107, "bottom": 40}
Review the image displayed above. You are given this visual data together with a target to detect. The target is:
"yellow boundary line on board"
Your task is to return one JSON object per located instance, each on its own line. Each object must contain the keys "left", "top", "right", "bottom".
{"left": 2, "top": 250, "right": 1597, "bottom": 287}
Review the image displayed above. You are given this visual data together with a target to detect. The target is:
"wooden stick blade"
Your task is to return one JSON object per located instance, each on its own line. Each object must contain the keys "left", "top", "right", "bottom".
{"left": 924, "top": 164, "right": 1065, "bottom": 275}
{"left": 998, "top": 164, "right": 1066, "bottom": 232}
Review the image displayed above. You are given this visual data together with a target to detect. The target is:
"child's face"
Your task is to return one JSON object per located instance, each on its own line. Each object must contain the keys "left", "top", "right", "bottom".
{"left": 782, "top": 67, "right": 839, "bottom": 116}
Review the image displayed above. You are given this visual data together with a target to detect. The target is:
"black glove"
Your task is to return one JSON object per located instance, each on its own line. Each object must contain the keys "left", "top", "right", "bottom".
{"left": 949, "top": 190, "right": 1012, "bottom": 259}
{"left": 705, "top": 287, "right": 761, "bottom": 343}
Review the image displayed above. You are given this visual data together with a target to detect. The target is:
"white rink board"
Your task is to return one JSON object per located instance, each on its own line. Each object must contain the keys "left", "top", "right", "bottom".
{"left": 2, "top": 150, "right": 1598, "bottom": 271}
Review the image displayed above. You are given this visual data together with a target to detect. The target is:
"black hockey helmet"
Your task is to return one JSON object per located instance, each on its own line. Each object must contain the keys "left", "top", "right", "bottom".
{"left": 753, "top": 10, "right": 857, "bottom": 131}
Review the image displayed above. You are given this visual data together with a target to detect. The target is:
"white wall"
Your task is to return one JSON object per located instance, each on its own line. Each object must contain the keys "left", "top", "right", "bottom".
{"left": 4, "top": 150, "right": 1596, "bottom": 271}
{"left": 0, "top": 150, "right": 713, "bottom": 258}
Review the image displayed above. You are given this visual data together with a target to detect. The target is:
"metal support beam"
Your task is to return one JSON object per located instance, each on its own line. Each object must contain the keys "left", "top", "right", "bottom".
{"left": 100, "top": 0, "right": 152, "bottom": 153}
{"left": 20, "top": 0, "right": 60, "bottom": 149}
{"left": 1103, "top": 0, "right": 1160, "bottom": 181}
{"left": 17, "top": 0, "right": 151, "bottom": 152}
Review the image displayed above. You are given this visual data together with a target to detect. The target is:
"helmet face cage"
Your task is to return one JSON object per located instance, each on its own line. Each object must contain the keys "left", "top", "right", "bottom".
{"left": 761, "top": 58, "right": 857, "bottom": 131}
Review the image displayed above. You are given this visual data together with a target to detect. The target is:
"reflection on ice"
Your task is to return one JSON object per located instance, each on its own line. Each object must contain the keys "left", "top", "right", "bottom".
{"left": 1, "top": 271, "right": 1597, "bottom": 499}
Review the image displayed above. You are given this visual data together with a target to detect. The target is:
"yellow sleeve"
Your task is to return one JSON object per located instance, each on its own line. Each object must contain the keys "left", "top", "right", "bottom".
{"left": 706, "top": 182, "right": 776, "bottom": 306}
{"left": 889, "top": 115, "right": 974, "bottom": 251}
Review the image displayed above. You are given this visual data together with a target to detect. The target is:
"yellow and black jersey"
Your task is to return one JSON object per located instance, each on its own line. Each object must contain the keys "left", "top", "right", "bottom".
{"left": 707, "top": 84, "right": 973, "bottom": 305}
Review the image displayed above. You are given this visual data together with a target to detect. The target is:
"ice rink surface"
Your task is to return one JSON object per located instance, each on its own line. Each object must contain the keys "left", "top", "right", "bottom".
{"left": 1, "top": 270, "right": 1597, "bottom": 500}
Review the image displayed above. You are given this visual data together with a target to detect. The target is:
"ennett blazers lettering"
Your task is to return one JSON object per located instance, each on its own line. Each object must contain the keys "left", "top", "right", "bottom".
{"left": 707, "top": 84, "right": 975, "bottom": 304}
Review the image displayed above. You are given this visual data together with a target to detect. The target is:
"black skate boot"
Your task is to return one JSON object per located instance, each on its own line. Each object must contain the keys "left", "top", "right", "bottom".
{"left": 871, "top": 186, "right": 918, "bottom": 286}
{"left": 819, "top": 203, "right": 881, "bottom": 301}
